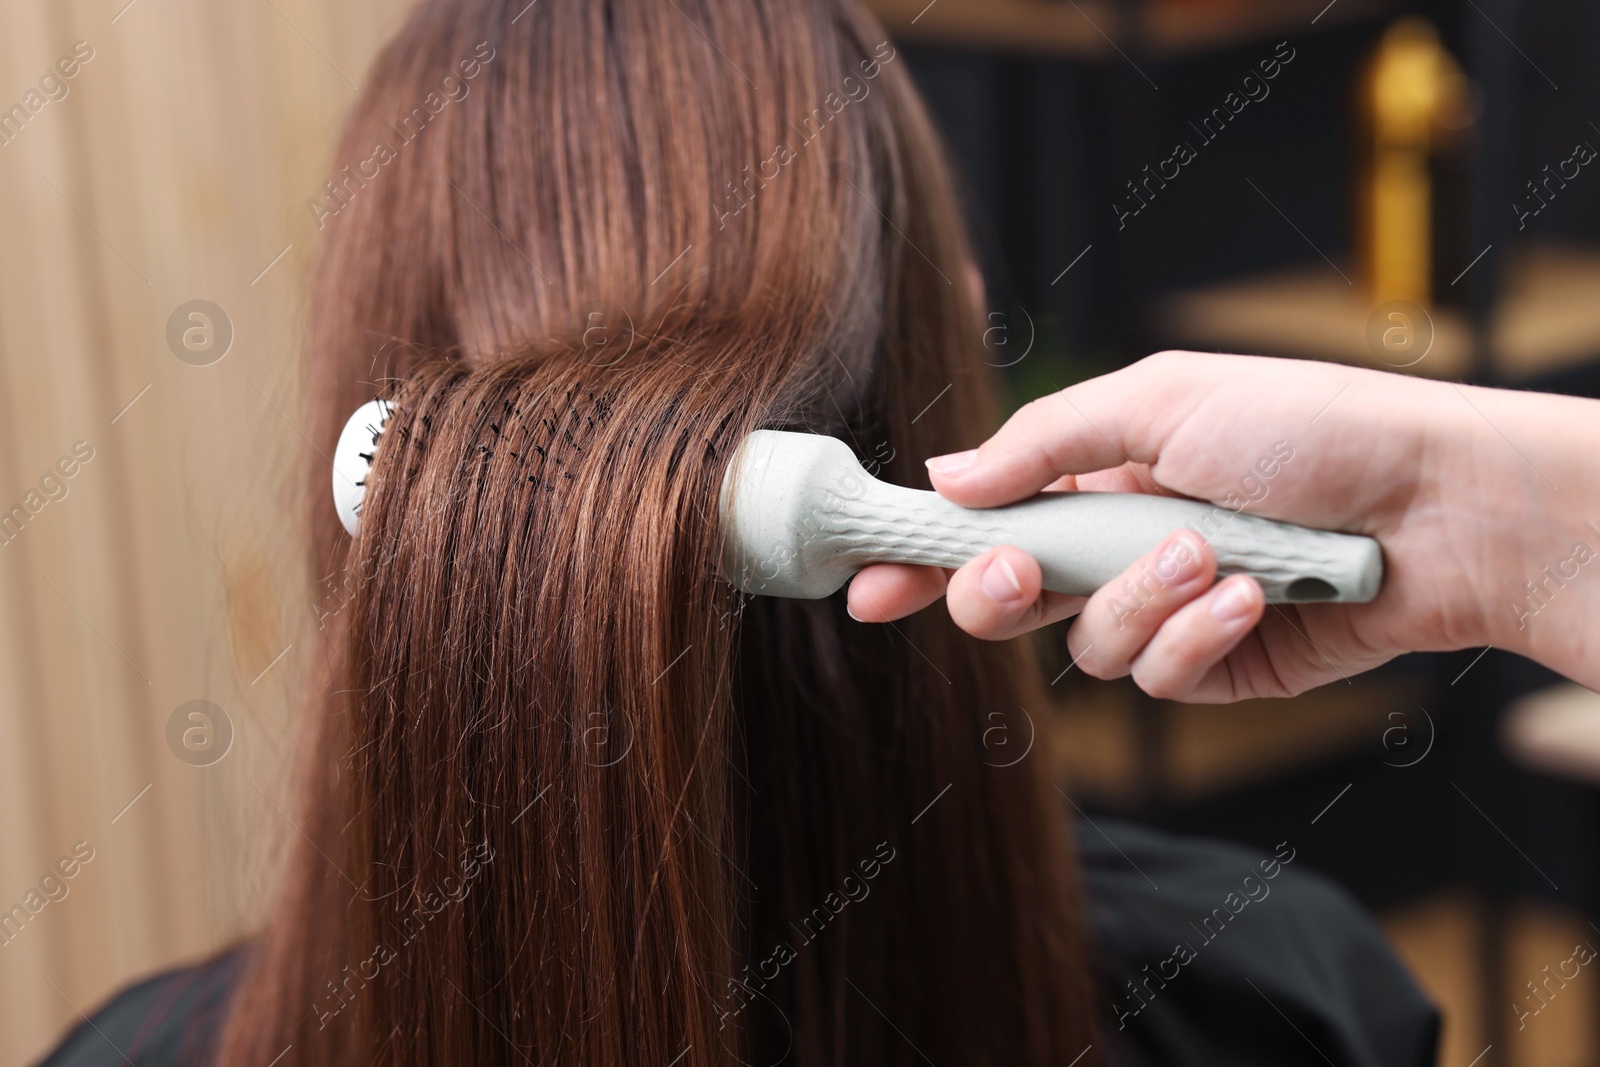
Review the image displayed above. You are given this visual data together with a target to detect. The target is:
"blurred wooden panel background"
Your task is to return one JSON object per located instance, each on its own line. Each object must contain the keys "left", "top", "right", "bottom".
{"left": 0, "top": 0, "right": 410, "bottom": 1061}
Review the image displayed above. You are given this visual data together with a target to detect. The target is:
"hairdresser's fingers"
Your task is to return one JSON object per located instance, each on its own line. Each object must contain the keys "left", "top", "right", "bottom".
{"left": 1065, "top": 530, "right": 1217, "bottom": 680}
{"left": 847, "top": 563, "right": 948, "bottom": 622}
{"left": 944, "top": 546, "right": 1086, "bottom": 641}
{"left": 927, "top": 354, "right": 1200, "bottom": 507}
{"left": 1126, "top": 576, "right": 1266, "bottom": 700}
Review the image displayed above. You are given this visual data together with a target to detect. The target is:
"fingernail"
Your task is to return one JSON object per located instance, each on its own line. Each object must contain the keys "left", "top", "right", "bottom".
{"left": 1157, "top": 531, "right": 1205, "bottom": 584}
{"left": 1209, "top": 579, "right": 1258, "bottom": 622}
{"left": 926, "top": 449, "right": 977, "bottom": 475}
{"left": 847, "top": 602, "right": 863, "bottom": 622}
{"left": 981, "top": 556, "right": 1025, "bottom": 604}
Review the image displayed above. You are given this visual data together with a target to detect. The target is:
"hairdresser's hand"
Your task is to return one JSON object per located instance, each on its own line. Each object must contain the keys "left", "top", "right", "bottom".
{"left": 849, "top": 351, "right": 1600, "bottom": 701}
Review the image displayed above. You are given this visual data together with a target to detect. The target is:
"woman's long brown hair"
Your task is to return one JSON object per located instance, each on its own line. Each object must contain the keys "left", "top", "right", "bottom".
{"left": 216, "top": 1, "right": 1103, "bottom": 1063}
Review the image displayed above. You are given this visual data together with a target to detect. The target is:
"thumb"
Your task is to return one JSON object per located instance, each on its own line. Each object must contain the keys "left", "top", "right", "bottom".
{"left": 926, "top": 353, "right": 1196, "bottom": 507}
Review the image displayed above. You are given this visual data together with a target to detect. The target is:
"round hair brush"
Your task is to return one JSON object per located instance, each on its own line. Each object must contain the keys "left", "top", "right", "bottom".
{"left": 335, "top": 406, "right": 1382, "bottom": 604}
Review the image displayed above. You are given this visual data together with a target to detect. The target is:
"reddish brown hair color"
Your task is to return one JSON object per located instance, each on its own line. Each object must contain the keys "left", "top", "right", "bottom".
{"left": 216, "top": 1, "right": 1102, "bottom": 1063}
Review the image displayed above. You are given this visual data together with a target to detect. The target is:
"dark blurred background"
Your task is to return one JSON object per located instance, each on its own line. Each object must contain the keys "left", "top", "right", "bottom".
{"left": 873, "top": 0, "right": 1600, "bottom": 1062}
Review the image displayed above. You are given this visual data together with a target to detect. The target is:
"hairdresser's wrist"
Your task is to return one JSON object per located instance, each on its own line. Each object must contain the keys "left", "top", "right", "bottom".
{"left": 1448, "top": 382, "right": 1600, "bottom": 683}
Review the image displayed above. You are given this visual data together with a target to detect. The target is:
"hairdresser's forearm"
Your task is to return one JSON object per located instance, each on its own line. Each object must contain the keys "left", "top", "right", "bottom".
{"left": 1452, "top": 382, "right": 1600, "bottom": 685}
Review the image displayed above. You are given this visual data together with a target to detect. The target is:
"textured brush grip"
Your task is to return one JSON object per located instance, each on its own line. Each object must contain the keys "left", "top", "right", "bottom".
{"left": 721, "top": 431, "right": 1384, "bottom": 604}
{"left": 828, "top": 485, "right": 1381, "bottom": 603}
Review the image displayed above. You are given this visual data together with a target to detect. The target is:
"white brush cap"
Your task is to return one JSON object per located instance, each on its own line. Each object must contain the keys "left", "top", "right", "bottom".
{"left": 332, "top": 398, "right": 393, "bottom": 537}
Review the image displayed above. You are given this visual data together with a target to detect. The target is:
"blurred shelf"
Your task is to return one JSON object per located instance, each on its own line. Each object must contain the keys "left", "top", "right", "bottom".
{"left": 868, "top": 0, "right": 1396, "bottom": 59}
{"left": 1157, "top": 241, "right": 1600, "bottom": 381}
{"left": 1142, "top": 0, "right": 1395, "bottom": 58}
{"left": 1496, "top": 243, "right": 1600, "bottom": 380}
{"left": 1054, "top": 672, "right": 1427, "bottom": 804}
{"left": 1503, "top": 682, "right": 1600, "bottom": 786}
{"left": 1160, "top": 263, "right": 1475, "bottom": 378}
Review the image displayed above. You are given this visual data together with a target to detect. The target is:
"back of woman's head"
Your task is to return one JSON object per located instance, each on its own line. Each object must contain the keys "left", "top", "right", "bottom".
{"left": 218, "top": 1, "right": 1102, "bottom": 1064}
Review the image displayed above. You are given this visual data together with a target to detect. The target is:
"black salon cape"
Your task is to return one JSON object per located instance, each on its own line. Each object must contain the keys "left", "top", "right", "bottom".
{"left": 39, "top": 818, "right": 1438, "bottom": 1067}
{"left": 1080, "top": 818, "right": 1438, "bottom": 1066}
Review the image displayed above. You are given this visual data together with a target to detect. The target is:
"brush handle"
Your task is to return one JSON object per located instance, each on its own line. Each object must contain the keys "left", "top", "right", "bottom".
{"left": 723, "top": 431, "right": 1384, "bottom": 604}
{"left": 823, "top": 481, "right": 1382, "bottom": 604}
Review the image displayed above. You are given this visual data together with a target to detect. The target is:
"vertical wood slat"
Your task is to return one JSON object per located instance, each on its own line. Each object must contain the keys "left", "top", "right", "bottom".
{"left": 0, "top": 1, "right": 408, "bottom": 1060}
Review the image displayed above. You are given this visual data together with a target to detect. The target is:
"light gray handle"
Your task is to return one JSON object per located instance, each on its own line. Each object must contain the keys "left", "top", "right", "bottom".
{"left": 835, "top": 482, "right": 1382, "bottom": 604}
{"left": 722, "top": 431, "right": 1384, "bottom": 604}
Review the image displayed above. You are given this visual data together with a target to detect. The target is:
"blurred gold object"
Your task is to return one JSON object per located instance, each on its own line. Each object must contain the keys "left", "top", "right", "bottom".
{"left": 1356, "top": 19, "right": 1470, "bottom": 306}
